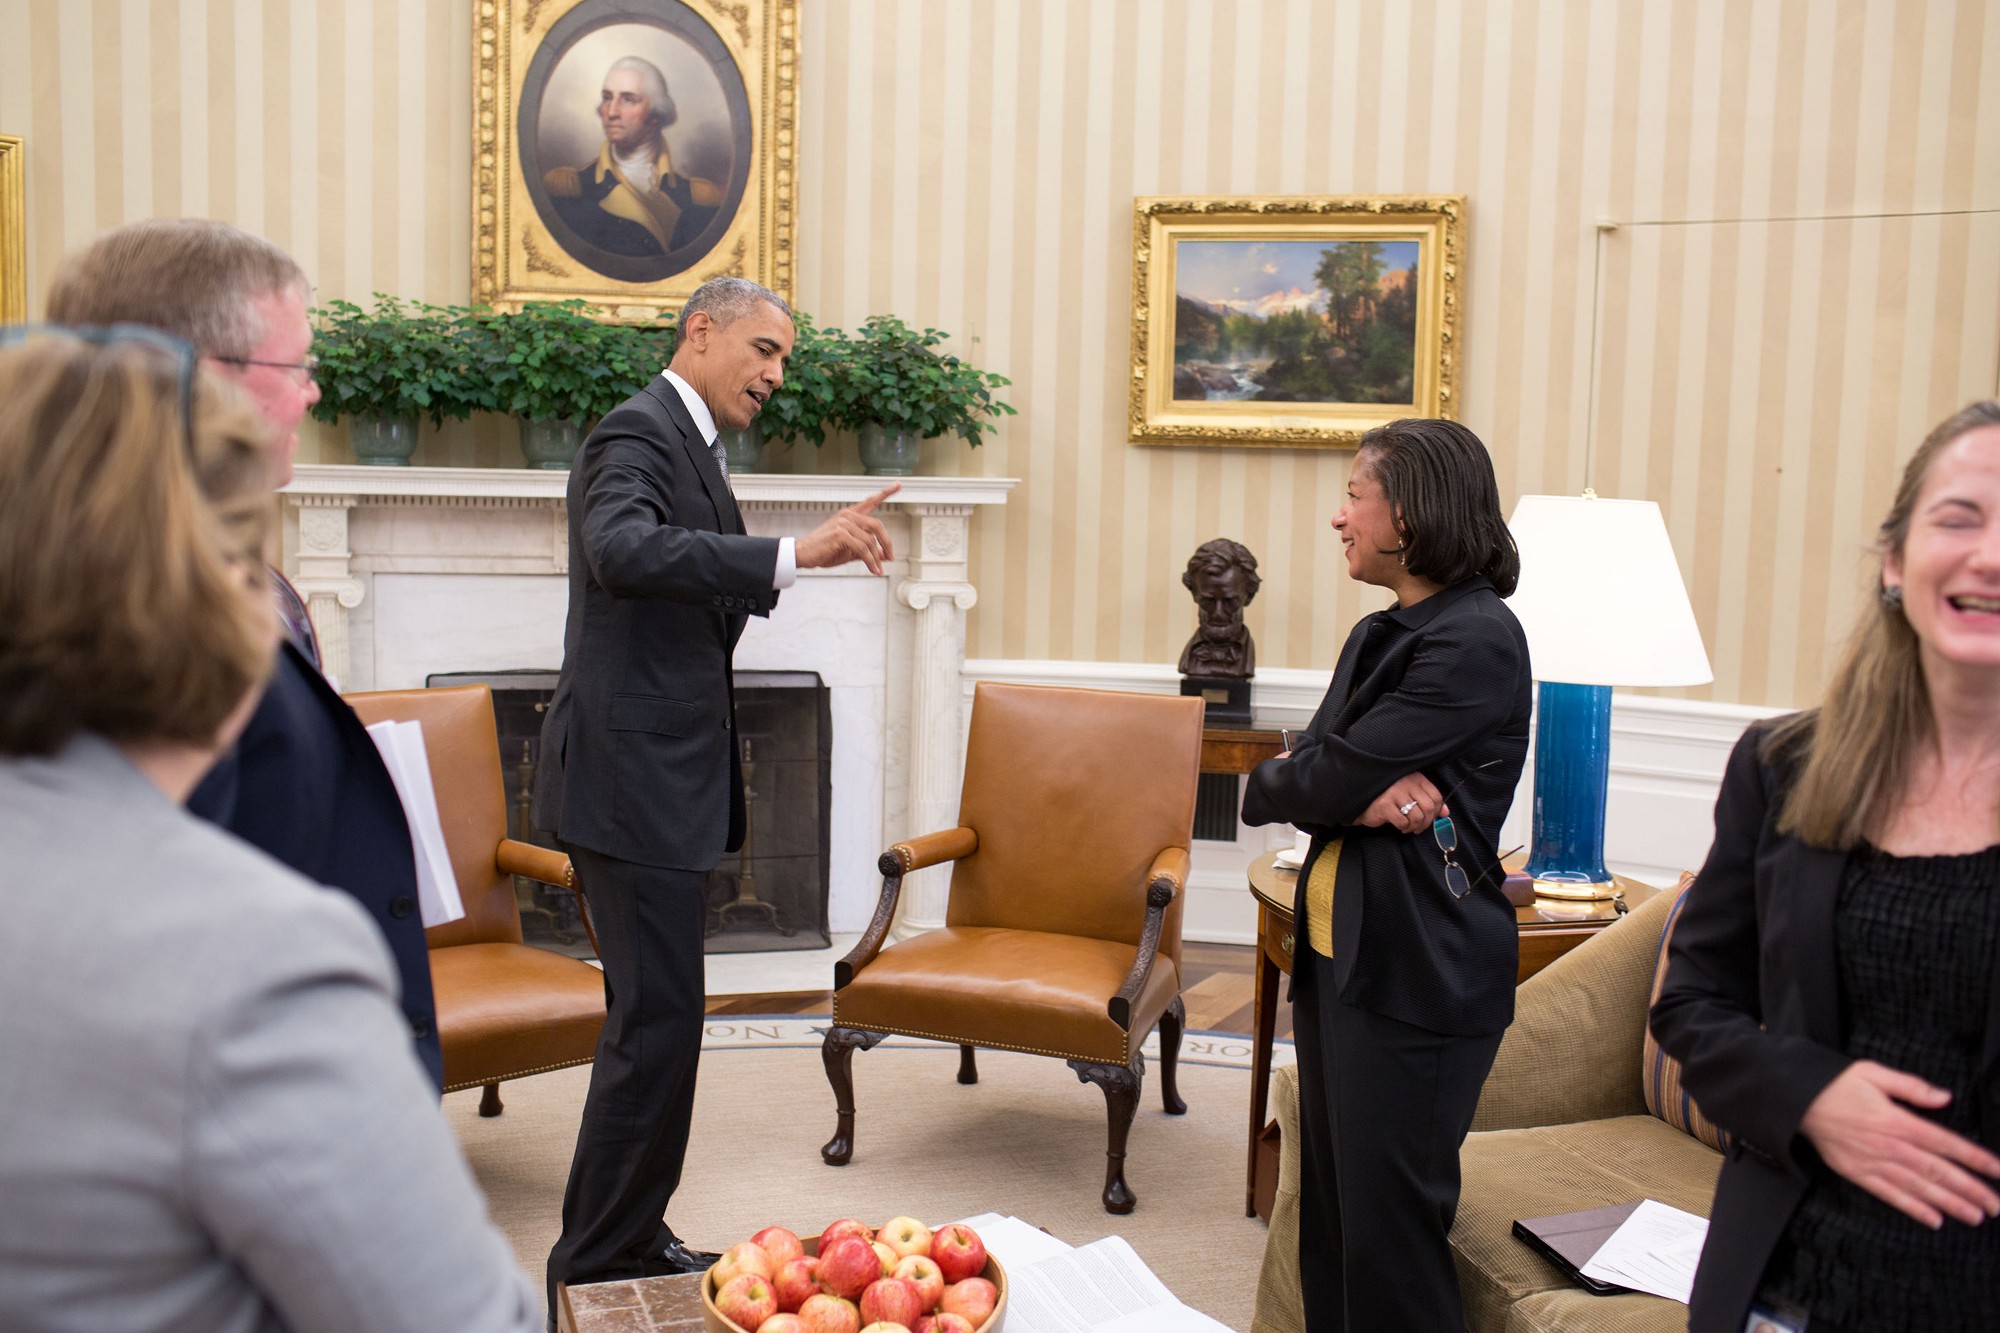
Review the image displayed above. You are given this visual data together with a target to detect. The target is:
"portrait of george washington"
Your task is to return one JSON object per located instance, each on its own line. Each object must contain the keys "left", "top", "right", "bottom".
{"left": 518, "top": 1, "right": 753, "bottom": 286}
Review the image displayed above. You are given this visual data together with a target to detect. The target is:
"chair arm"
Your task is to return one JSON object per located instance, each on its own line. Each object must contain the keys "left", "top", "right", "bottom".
{"left": 1108, "top": 846, "right": 1188, "bottom": 1031}
{"left": 496, "top": 837, "right": 601, "bottom": 958}
{"left": 833, "top": 828, "right": 978, "bottom": 990}
{"left": 882, "top": 826, "right": 978, "bottom": 874}
{"left": 497, "top": 838, "right": 575, "bottom": 889}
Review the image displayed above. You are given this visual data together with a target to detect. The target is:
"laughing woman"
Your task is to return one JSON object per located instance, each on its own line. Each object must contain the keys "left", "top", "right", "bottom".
{"left": 1244, "top": 418, "right": 1532, "bottom": 1332}
{"left": 1651, "top": 401, "right": 2000, "bottom": 1333}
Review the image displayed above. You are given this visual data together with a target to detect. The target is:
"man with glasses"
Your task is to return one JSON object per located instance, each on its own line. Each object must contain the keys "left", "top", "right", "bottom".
{"left": 46, "top": 219, "right": 442, "bottom": 1090}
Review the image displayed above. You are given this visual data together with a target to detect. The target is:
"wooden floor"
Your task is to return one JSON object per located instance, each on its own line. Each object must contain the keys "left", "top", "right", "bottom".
{"left": 704, "top": 940, "right": 1295, "bottom": 1042}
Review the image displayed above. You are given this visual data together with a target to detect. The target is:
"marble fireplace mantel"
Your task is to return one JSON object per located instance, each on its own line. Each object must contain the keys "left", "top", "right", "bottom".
{"left": 282, "top": 464, "right": 1018, "bottom": 937}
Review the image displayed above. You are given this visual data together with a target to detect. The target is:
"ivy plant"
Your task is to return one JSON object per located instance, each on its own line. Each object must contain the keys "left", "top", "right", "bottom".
{"left": 829, "top": 314, "right": 1015, "bottom": 444}
{"left": 309, "top": 296, "right": 480, "bottom": 427}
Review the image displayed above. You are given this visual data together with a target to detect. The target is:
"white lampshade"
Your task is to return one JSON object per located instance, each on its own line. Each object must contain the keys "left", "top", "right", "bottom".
{"left": 1506, "top": 493, "right": 1713, "bottom": 687}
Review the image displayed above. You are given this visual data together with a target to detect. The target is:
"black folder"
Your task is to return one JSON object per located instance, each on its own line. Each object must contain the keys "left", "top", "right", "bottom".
{"left": 1511, "top": 1200, "right": 1641, "bottom": 1296}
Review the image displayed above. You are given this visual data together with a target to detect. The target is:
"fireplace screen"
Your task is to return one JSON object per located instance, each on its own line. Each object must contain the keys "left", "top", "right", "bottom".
{"left": 428, "top": 669, "right": 833, "bottom": 958}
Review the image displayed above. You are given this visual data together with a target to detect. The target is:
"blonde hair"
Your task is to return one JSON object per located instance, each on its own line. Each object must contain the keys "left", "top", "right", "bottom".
{"left": 1770, "top": 399, "right": 2000, "bottom": 847}
{"left": 0, "top": 335, "right": 277, "bottom": 755}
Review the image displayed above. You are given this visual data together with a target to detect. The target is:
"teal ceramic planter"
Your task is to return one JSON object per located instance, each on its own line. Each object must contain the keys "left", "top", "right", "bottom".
{"left": 349, "top": 416, "right": 418, "bottom": 466}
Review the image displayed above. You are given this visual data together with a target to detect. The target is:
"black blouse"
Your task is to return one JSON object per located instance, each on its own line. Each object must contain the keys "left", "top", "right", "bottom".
{"left": 1760, "top": 843, "right": 2000, "bottom": 1331}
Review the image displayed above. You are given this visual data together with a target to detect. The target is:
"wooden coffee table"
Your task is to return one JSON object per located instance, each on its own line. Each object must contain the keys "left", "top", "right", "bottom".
{"left": 1243, "top": 851, "right": 1657, "bottom": 1217}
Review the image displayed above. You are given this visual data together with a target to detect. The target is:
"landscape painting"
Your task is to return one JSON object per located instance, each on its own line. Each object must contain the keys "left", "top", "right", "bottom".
{"left": 1129, "top": 195, "right": 1464, "bottom": 448}
{"left": 1172, "top": 239, "right": 1421, "bottom": 406}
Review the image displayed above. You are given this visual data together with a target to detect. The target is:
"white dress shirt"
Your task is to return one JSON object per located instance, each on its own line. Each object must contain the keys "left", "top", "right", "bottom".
{"left": 662, "top": 369, "right": 796, "bottom": 589}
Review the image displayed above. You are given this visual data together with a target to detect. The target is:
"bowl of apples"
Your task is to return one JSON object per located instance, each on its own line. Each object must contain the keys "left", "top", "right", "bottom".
{"left": 701, "top": 1216, "right": 1006, "bottom": 1333}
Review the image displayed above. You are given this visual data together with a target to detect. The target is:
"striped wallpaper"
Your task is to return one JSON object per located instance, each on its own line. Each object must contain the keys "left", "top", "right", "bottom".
{"left": 4, "top": 0, "right": 1997, "bottom": 707}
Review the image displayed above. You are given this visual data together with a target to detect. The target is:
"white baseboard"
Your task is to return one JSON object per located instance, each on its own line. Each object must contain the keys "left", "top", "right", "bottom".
{"left": 964, "top": 659, "right": 1787, "bottom": 943}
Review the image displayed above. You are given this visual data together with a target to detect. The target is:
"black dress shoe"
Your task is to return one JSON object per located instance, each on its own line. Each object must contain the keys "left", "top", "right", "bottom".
{"left": 641, "top": 1239, "right": 723, "bottom": 1276}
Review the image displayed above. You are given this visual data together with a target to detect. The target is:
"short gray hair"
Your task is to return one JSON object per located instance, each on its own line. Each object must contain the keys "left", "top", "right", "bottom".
{"left": 47, "top": 218, "right": 309, "bottom": 360}
{"left": 607, "top": 56, "right": 676, "bottom": 130}
{"left": 680, "top": 277, "right": 790, "bottom": 331}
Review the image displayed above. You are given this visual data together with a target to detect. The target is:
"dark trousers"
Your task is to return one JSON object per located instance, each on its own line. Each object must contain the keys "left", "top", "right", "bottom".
{"left": 546, "top": 848, "right": 708, "bottom": 1293}
{"left": 1292, "top": 945, "right": 1504, "bottom": 1333}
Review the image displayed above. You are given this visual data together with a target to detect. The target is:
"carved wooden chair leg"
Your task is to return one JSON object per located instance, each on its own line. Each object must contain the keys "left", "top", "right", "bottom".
{"left": 957, "top": 1045, "right": 979, "bottom": 1085}
{"left": 1158, "top": 995, "right": 1188, "bottom": 1115}
{"left": 820, "top": 1025, "right": 887, "bottom": 1165}
{"left": 478, "top": 1082, "right": 504, "bottom": 1118}
{"left": 1070, "top": 1057, "right": 1144, "bottom": 1214}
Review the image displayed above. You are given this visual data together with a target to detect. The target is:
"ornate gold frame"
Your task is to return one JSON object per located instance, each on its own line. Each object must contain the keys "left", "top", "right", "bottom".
{"left": 472, "top": 0, "right": 797, "bottom": 316}
{"left": 1129, "top": 195, "right": 1464, "bottom": 448}
{"left": 0, "top": 135, "right": 24, "bottom": 324}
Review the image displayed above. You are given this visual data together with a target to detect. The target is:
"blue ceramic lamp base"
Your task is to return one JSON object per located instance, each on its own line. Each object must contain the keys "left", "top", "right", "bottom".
{"left": 1525, "top": 681, "right": 1620, "bottom": 901}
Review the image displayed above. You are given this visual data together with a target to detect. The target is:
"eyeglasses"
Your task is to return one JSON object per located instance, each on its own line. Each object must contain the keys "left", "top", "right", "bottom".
{"left": 1425, "top": 758, "right": 1523, "bottom": 900}
{"left": 212, "top": 353, "right": 320, "bottom": 384}
{"left": 0, "top": 322, "right": 198, "bottom": 450}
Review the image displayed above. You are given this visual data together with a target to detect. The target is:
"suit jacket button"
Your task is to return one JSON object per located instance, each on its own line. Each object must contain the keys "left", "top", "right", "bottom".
{"left": 410, "top": 1015, "right": 433, "bottom": 1040}
{"left": 389, "top": 895, "right": 417, "bottom": 919}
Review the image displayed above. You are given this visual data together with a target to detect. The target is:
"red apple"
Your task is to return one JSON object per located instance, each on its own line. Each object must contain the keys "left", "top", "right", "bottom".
{"left": 797, "top": 1293, "right": 862, "bottom": 1333}
{"left": 913, "top": 1317, "right": 974, "bottom": 1333}
{"left": 858, "top": 1324, "right": 913, "bottom": 1333}
{"left": 890, "top": 1255, "right": 943, "bottom": 1310}
{"left": 939, "top": 1277, "right": 996, "bottom": 1327}
{"left": 757, "top": 1316, "right": 808, "bottom": 1333}
{"left": 870, "top": 1241, "right": 899, "bottom": 1277}
{"left": 772, "top": 1255, "right": 819, "bottom": 1313}
{"left": 753, "top": 1225, "right": 807, "bottom": 1268}
{"left": 859, "top": 1277, "right": 925, "bottom": 1328}
{"left": 819, "top": 1218, "right": 874, "bottom": 1252}
{"left": 815, "top": 1237, "right": 881, "bottom": 1301}
{"left": 876, "top": 1216, "right": 933, "bottom": 1260}
{"left": 930, "top": 1225, "right": 987, "bottom": 1285}
{"left": 715, "top": 1273, "right": 778, "bottom": 1331}
{"left": 715, "top": 1241, "right": 776, "bottom": 1288}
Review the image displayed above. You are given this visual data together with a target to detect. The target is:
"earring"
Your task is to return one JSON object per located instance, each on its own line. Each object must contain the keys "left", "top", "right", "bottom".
{"left": 1880, "top": 583, "right": 1904, "bottom": 610}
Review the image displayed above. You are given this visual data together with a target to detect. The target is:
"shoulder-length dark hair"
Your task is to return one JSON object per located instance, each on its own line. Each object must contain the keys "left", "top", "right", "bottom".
{"left": 1356, "top": 417, "right": 1519, "bottom": 597}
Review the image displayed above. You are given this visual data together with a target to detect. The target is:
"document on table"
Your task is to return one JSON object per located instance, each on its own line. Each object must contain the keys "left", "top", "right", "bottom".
{"left": 364, "top": 719, "right": 464, "bottom": 928}
{"left": 1001, "top": 1235, "right": 1233, "bottom": 1333}
{"left": 1579, "top": 1198, "right": 1709, "bottom": 1304}
{"left": 948, "top": 1213, "right": 1076, "bottom": 1270}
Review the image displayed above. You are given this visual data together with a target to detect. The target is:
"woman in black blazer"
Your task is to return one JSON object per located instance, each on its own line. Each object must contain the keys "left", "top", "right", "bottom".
{"left": 1244, "top": 418, "right": 1532, "bottom": 1332}
{"left": 1651, "top": 400, "right": 2000, "bottom": 1333}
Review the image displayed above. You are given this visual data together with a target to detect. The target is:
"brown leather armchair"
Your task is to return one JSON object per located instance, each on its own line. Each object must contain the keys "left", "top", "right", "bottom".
{"left": 821, "top": 682, "right": 1205, "bottom": 1213}
{"left": 346, "top": 685, "right": 606, "bottom": 1117}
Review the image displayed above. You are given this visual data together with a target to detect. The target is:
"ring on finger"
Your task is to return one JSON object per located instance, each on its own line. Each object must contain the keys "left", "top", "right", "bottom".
{"left": 1398, "top": 799, "right": 1418, "bottom": 816}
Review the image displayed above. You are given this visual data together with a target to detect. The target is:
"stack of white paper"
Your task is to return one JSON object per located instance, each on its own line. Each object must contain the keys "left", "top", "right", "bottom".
{"left": 364, "top": 720, "right": 464, "bottom": 928}
{"left": 1580, "top": 1199, "right": 1708, "bottom": 1303}
{"left": 948, "top": 1215, "right": 1231, "bottom": 1333}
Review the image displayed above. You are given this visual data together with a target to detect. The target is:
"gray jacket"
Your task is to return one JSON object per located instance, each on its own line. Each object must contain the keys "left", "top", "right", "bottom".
{"left": 0, "top": 735, "right": 539, "bottom": 1333}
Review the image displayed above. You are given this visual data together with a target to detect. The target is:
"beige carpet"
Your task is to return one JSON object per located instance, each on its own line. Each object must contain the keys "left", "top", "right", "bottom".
{"left": 448, "top": 1033, "right": 1276, "bottom": 1331}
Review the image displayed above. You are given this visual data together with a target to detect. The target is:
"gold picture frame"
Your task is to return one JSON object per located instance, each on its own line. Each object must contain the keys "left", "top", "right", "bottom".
{"left": 473, "top": 0, "right": 797, "bottom": 317}
{"left": 1130, "top": 195, "right": 1464, "bottom": 448}
{"left": 0, "top": 135, "right": 24, "bottom": 324}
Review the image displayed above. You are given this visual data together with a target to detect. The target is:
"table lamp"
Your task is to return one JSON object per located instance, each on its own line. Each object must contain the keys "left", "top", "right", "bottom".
{"left": 1506, "top": 492, "right": 1712, "bottom": 900}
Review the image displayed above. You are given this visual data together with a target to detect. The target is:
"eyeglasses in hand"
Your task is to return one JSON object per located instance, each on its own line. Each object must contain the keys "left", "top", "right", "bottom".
{"left": 1423, "top": 759, "right": 1523, "bottom": 901}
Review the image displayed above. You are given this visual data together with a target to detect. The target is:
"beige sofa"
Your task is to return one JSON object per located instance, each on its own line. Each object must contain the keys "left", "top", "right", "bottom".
{"left": 1254, "top": 882, "right": 1723, "bottom": 1333}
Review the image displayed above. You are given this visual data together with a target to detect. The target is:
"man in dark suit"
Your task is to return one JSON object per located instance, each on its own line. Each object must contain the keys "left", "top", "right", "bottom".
{"left": 535, "top": 276, "right": 897, "bottom": 1299}
{"left": 45, "top": 218, "right": 442, "bottom": 1090}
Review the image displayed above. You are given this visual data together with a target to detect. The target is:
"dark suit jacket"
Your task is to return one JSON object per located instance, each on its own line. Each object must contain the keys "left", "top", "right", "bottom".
{"left": 533, "top": 377, "right": 780, "bottom": 871}
{"left": 1649, "top": 718, "right": 2000, "bottom": 1331}
{"left": 1242, "top": 577, "right": 1532, "bottom": 1037}
{"left": 186, "top": 640, "right": 440, "bottom": 1089}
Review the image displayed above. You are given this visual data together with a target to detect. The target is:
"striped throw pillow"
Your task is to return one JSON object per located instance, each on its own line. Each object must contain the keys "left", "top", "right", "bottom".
{"left": 1640, "top": 873, "right": 1732, "bottom": 1153}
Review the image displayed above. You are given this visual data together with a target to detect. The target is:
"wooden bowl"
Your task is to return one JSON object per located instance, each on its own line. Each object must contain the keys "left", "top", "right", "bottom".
{"left": 701, "top": 1234, "right": 1008, "bottom": 1333}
